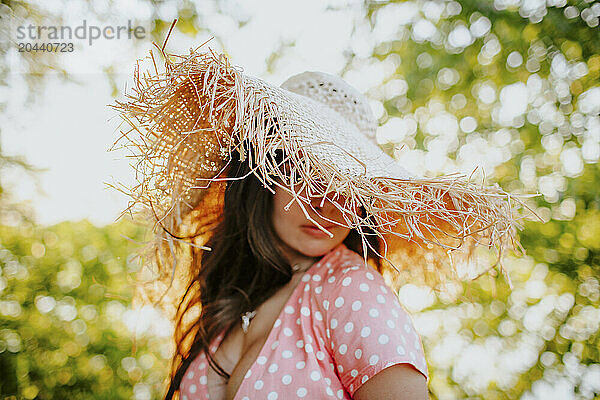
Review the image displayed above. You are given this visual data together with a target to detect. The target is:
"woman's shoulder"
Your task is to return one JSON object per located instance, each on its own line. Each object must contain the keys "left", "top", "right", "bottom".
{"left": 308, "top": 244, "right": 429, "bottom": 395}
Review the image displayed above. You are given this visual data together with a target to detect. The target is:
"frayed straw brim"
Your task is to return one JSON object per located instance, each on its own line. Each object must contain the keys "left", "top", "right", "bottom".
{"left": 108, "top": 39, "right": 535, "bottom": 290}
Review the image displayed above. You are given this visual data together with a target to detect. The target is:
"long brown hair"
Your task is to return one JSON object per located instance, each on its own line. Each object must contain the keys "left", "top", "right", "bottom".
{"left": 164, "top": 149, "right": 382, "bottom": 399}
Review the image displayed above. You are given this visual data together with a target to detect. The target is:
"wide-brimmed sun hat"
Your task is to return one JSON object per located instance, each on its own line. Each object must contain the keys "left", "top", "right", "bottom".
{"left": 108, "top": 39, "right": 530, "bottom": 289}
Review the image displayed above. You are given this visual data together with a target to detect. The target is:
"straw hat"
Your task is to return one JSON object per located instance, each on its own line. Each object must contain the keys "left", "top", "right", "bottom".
{"left": 108, "top": 41, "right": 528, "bottom": 289}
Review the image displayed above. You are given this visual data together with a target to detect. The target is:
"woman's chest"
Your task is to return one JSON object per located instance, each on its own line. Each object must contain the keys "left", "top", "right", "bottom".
{"left": 180, "top": 280, "right": 350, "bottom": 400}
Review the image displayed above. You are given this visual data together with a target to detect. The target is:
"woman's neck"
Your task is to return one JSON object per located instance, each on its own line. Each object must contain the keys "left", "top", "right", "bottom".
{"left": 274, "top": 236, "right": 322, "bottom": 274}
{"left": 281, "top": 248, "right": 318, "bottom": 274}
{"left": 291, "top": 256, "right": 318, "bottom": 274}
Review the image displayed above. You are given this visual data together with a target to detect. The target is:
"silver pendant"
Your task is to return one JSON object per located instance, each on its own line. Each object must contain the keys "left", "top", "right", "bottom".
{"left": 241, "top": 310, "right": 256, "bottom": 333}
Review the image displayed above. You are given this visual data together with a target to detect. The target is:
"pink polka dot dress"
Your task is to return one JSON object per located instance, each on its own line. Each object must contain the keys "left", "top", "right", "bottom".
{"left": 180, "top": 243, "right": 428, "bottom": 399}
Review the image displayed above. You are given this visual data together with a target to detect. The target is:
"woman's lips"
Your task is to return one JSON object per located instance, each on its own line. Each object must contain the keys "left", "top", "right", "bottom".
{"left": 300, "top": 224, "right": 336, "bottom": 238}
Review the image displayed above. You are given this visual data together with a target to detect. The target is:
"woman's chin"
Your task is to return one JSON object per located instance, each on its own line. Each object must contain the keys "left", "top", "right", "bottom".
{"left": 293, "top": 237, "right": 344, "bottom": 258}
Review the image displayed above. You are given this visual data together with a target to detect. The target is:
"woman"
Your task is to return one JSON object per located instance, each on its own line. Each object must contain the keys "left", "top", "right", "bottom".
{"left": 172, "top": 150, "right": 429, "bottom": 400}
{"left": 110, "top": 43, "right": 522, "bottom": 400}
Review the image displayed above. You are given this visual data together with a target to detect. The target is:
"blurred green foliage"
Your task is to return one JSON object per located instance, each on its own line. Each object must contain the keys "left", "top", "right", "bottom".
{"left": 0, "top": 220, "right": 170, "bottom": 399}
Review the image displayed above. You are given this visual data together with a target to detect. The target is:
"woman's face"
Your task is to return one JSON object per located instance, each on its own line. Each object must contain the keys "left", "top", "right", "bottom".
{"left": 271, "top": 184, "right": 352, "bottom": 263}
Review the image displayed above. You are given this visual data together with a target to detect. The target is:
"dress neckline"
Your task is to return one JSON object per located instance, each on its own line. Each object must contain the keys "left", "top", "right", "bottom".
{"left": 208, "top": 243, "right": 345, "bottom": 400}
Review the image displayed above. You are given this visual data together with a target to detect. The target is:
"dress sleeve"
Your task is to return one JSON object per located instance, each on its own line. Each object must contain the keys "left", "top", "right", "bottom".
{"left": 318, "top": 265, "right": 428, "bottom": 397}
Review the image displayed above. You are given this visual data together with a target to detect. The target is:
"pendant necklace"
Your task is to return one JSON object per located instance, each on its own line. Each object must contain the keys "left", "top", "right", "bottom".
{"left": 240, "top": 262, "right": 311, "bottom": 334}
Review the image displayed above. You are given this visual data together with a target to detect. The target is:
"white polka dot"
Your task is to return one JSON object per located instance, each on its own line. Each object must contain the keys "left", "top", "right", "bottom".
{"left": 298, "top": 297, "right": 302, "bottom": 304}
{"left": 315, "top": 286, "right": 323, "bottom": 294}
{"left": 326, "top": 329, "right": 331, "bottom": 339}
{"left": 312, "top": 275, "right": 321, "bottom": 281}
{"left": 337, "top": 389, "right": 344, "bottom": 398}
{"left": 366, "top": 272, "right": 374, "bottom": 280}
{"left": 352, "top": 300, "right": 362, "bottom": 311}
{"left": 267, "top": 392, "right": 278, "bottom": 400}
{"left": 326, "top": 387, "right": 334, "bottom": 396}
{"left": 328, "top": 276, "right": 336, "bottom": 283}
{"left": 297, "top": 387, "right": 307, "bottom": 398}
{"left": 305, "top": 343, "right": 313, "bottom": 353}
{"left": 376, "top": 294, "right": 386, "bottom": 304}
{"left": 307, "top": 335, "right": 313, "bottom": 343}
{"left": 360, "top": 326, "right": 371, "bottom": 337}
{"left": 344, "top": 322, "right": 354, "bottom": 333}
{"left": 268, "top": 363, "right": 278, "bottom": 373}
{"left": 392, "top": 308, "right": 399, "bottom": 318}
{"left": 323, "top": 300, "right": 329, "bottom": 310}
{"left": 334, "top": 297, "right": 344, "bottom": 308}
{"left": 325, "top": 262, "right": 332, "bottom": 268}
{"left": 199, "top": 375, "right": 207, "bottom": 385}
{"left": 257, "top": 356, "right": 267, "bottom": 364}
{"left": 387, "top": 319, "right": 395, "bottom": 329}
{"left": 325, "top": 378, "right": 331, "bottom": 385}
{"left": 410, "top": 351, "right": 416, "bottom": 360}
{"left": 380, "top": 285, "right": 388, "bottom": 293}
{"left": 315, "top": 311, "right": 323, "bottom": 321}
{"left": 274, "top": 319, "right": 281, "bottom": 327}
{"left": 304, "top": 283, "right": 310, "bottom": 292}
{"left": 271, "top": 340, "right": 279, "bottom": 350}
{"left": 187, "top": 371, "right": 194, "bottom": 379}
{"left": 378, "top": 334, "right": 389, "bottom": 344}
{"left": 331, "top": 318, "right": 338, "bottom": 329}
{"left": 245, "top": 369, "right": 252, "bottom": 378}
{"left": 342, "top": 277, "right": 352, "bottom": 286}
{"left": 310, "top": 370, "right": 321, "bottom": 381}
{"left": 362, "top": 375, "right": 369, "bottom": 384}
{"left": 369, "top": 308, "right": 379, "bottom": 318}
{"left": 351, "top": 266, "right": 359, "bottom": 270}
{"left": 339, "top": 344, "right": 347, "bottom": 354}
{"left": 350, "top": 369, "right": 358, "bottom": 377}
{"left": 296, "top": 361, "right": 306, "bottom": 369}
{"left": 355, "top": 349, "right": 362, "bottom": 359}
{"left": 242, "top": 397, "right": 249, "bottom": 400}
{"left": 282, "top": 374, "right": 292, "bottom": 384}
{"left": 189, "top": 385, "right": 197, "bottom": 393}
{"left": 316, "top": 351, "right": 325, "bottom": 360}
{"left": 369, "top": 354, "right": 379, "bottom": 365}
{"left": 359, "top": 283, "right": 369, "bottom": 292}
{"left": 283, "top": 328, "right": 293, "bottom": 336}
{"left": 182, "top": 395, "right": 188, "bottom": 400}
{"left": 296, "top": 318, "right": 301, "bottom": 325}
{"left": 404, "top": 323, "right": 411, "bottom": 332}
{"left": 337, "top": 364, "right": 344, "bottom": 373}
{"left": 301, "top": 307, "right": 310, "bottom": 316}
{"left": 284, "top": 306, "right": 294, "bottom": 314}
{"left": 282, "top": 350, "right": 293, "bottom": 358}
{"left": 198, "top": 362, "right": 206, "bottom": 370}
{"left": 296, "top": 339, "right": 304, "bottom": 348}
{"left": 302, "top": 274, "right": 311, "bottom": 282}
{"left": 254, "top": 380, "right": 264, "bottom": 390}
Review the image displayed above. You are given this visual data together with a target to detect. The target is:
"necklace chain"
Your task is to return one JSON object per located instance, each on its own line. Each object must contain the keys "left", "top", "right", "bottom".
{"left": 240, "top": 262, "right": 311, "bottom": 333}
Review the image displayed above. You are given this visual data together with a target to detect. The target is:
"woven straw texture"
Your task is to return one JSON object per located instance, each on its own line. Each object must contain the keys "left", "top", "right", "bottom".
{"left": 108, "top": 43, "right": 529, "bottom": 290}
